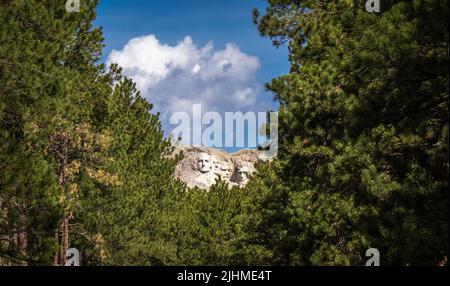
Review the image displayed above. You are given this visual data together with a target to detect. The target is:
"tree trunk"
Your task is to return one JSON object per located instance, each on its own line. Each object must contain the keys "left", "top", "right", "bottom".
{"left": 54, "top": 137, "right": 70, "bottom": 266}
{"left": 56, "top": 215, "right": 69, "bottom": 266}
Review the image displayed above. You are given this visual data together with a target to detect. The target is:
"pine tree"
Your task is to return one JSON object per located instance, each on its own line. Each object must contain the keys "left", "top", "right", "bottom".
{"left": 173, "top": 182, "right": 250, "bottom": 265}
{"left": 249, "top": 0, "right": 449, "bottom": 265}
{"left": 2, "top": 0, "right": 126, "bottom": 265}
{"left": 73, "top": 64, "right": 186, "bottom": 265}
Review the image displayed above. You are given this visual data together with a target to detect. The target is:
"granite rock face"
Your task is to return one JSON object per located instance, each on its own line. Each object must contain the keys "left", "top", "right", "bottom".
{"left": 173, "top": 146, "right": 271, "bottom": 189}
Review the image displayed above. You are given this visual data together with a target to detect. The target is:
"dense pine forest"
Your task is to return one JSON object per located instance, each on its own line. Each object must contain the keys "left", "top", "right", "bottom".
{"left": 0, "top": 0, "right": 448, "bottom": 266}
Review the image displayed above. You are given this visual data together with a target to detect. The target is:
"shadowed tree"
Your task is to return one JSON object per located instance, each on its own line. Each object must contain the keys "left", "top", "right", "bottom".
{"left": 246, "top": 0, "right": 448, "bottom": 265}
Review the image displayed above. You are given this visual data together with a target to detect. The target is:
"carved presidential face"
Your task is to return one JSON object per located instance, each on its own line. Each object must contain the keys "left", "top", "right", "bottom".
{"left": 197, "top": 153, "right": 211, "bottom": 174}
{"left": 213, "top": 160, "right": 232, "bottom": 180}
{"left": 210, "top": 155, "right": 219, "bottom": 172}
{"left": 235, "top": 164, "right": 253, "bottom": 183}
{"left": 219, "top": 161, "right": 230, "bottom": 173}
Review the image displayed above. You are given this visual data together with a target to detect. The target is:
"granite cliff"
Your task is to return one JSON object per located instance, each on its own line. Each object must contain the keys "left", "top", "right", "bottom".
{"left": 173, "top": 146, "right": 272, "bottom": 189}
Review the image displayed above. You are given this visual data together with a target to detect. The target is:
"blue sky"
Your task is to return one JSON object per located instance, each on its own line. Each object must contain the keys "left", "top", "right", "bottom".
{"left": 94, "top": 0, "right": 289, "bottom": 152}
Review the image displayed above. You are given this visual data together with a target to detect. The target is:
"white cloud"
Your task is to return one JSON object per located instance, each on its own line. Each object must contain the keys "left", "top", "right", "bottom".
{"left": 107, "top": 34, "right": 270, "bottom": 136}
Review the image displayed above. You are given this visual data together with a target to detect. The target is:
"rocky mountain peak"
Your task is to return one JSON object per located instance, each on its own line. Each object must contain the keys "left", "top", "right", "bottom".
{"left": 173, "top": 146, "right": 272, "bottom": 189}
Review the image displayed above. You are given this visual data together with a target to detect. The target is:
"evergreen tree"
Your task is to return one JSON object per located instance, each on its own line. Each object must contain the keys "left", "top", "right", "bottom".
{"left": 1, "top": 0, "right": 105, "bottom": 265}
{"left": 174, "top": 182, "right": 250, "bottom": 265}
{"left": 249, "top": 0, "right": 448, "bottom": 265}
{"left": 2, "top": 0, "right": 447, "bottom": 267}
{"left": 75, "top": 65, "right": 186, "bottom": 265}
{"left": 0, "top": 0, "right": 182, "bottom": 265}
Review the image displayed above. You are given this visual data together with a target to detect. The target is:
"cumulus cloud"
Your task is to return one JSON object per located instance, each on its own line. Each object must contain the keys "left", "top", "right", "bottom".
{"left": 107, "top": 34, "right": 270, "bottom": 137}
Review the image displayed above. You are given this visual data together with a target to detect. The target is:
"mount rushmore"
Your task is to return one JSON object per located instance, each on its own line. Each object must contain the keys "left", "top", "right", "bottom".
{"left": 173, "top": 146, "right": 272, "bottom": 189}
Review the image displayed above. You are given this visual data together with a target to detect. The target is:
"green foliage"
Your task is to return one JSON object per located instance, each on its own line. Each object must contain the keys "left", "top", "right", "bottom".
{"left": 1, "top": 0, "right": 104, "bottom": 265}
{"left": 75, "top": 67, "right": 186, "bottom": 265}
{"left": 248, "top": 0, "right": 449, "bottom": 265}
{"left": 0, "top": 0, "right": 184, "bottom": 265}
{"left": 1, "top": 0, "right": 447, "bottom": 266}
{"left": 174, "top": 182, "right": 249, "bottom": 265}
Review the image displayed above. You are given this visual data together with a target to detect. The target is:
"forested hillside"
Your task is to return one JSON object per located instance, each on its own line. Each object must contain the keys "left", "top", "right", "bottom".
{"left": 0, "top": 0, "right": 448, "bottom": 266}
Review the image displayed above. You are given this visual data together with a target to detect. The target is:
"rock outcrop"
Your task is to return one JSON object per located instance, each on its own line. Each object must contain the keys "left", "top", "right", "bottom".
{"left": 173, "top": 146, "right": 271, "bottom": 189}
